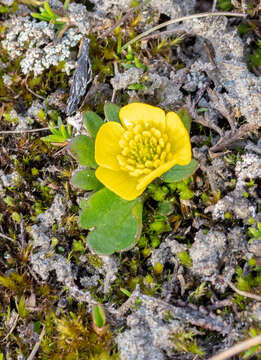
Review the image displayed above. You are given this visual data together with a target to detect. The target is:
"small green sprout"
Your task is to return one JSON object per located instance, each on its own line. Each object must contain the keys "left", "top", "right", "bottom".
{"left": 11, "top": 212, "right": 21, "bottom": 223}
{"left": 247, "top": 222, "right": 261, "bottom": 243}
{"left": 31, "top": 1, "right": 66, "bottom": 30}
{"left": 168, "top": 178, "right": 194, "bottom": 200}
{"left": 142, "top": 248, "right": 151, "bottom": 257}
{"left": 120, "top": 288, "right": 131, "bottom": 297}
{"left": 92, "top": 304, "right": 107, "bottom": 335}
{"left": 154, "top": 262, "right": 164, "bottom": 274}
{"left": 189, "top": 282, "right": 207, "bottom": 303}
{"left": 16, "top": 296, "right": 29, "bottom": 318}
{"left": 41, "top": 118, "right": 72, "bottom": 145}
{"left": 149, "top": 215, "right": 171, "bottom": 234}
{"left": 150, "top": 235, "right": 160, "bottom": 248}
{"left": 148, "top": 183, "right": 169, "bottom": 202}
{"left": 224, "top": 212, "right": 231, "bottom": 219}
{"left": 127, "top": 83, "right": 147, "bottom": 91}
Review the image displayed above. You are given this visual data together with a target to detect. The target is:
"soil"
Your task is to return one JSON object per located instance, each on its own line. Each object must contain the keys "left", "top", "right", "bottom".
{"left": 0, "top": 0, "right": 261, "bottom": 359}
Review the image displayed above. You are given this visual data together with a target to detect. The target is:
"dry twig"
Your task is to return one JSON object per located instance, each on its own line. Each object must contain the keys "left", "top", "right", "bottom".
{"left": 207, "top": 89, "right": 236, "bottom": 131}
{"left": 27, "top": 326, "right": 46, "bottom": 360}
{"left": 0, "top": 232, "right": 16, "bottom": 242}
{"left": 1, "top": 313, "right": 19, "bottom": 343}
{"left": 225, "top": 279, "right": 261, "bottom": 302}
{"left": 208, "top": 334, "right": 261, "bottom": 360}
{"left": 122, "top": 12, "right": 247, "bottom": 50}
{"left": 0, "top": 127, "right": 57, "bottom": 135}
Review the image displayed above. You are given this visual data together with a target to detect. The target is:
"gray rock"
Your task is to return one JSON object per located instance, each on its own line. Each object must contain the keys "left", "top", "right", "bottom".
{"left": 99, "top": 255, "right": 120, "bottom": 293}
{"left": 150, "top": 236, "right": 187, "bottom": 267}
{"left": 248, "top": 240, "right": 261, "bottom": 258}
{"left": 189, "top": 229, "right": 226, "bottom": 277}
{"left": 116, "top": 296, "right": 180, "bottom": 360}
{"left": 211, "top": 153, "right": 261, "bottom": 222}
{"left": 212, "top": 192, "right": 256, "bottom": 222}
{"left": 181, "top": 17, "right": 261, "bottom": 125}
{"left": 37, "top": 194, "right": 67, "bottom": 228}
{"left": 144, "top": 72, "right": 183, "bottom": 108}
{"left": 0, "top": 170, "right": 20, "bottom": 188}
{"left": 110, "top": 67, "right": 144, "bottom": 91}
{"left": 1, "top": 0, "right": 14, "bottom": 4}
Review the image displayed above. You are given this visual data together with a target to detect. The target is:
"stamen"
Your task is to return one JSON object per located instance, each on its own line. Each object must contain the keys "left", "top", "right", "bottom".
{"left": 119, "top": 126, "right": 173, "bottom": 178}
{"left": 159, "top": 138, "right": 165, "bottom": 148}
{"left": 165, "top": 142, "right": 171, "bottom": 153}
{"left": 160, "top": 151, "right": 167, "bottom": 161}
{"left": 151, "top": 128, "right": 161, "bottom": 138}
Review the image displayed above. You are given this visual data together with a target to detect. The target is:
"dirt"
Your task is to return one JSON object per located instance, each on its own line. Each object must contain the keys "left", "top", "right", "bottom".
{"left": 0, "top": 0, "right": 261, "bottom": 359}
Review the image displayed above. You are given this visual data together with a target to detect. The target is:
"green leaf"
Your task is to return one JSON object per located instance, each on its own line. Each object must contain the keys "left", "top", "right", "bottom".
{"left": 128, "top": 83, "right": 147, "bottom": 90}
{"left": 41, "top": 134, "right": 68, "bottom": 143}
{"left": 80, "top": 188, "right": 143, "bottom": 255}
{"left": 120, "top": 288, "right": 131, "bottom": 297}
{"left": 44, "top": 1, "right": 56, "bottom": 18}
{"left": 68, "top": 135, "right": 96, "bottom": 168}
{"left": 161, "top": 159, "right": 198, "bottom": 183}
{"left": 71, "top": 170, "right": 103, "bottom": 191}
{"left": 177, "top": 108, "right": 192, "bottom": 133}
{"left": 84, "top": 111, "right": 104, "bottom": 138}
{"left": 93, "top": 305, "right": 106, "bottom": 328}
{"left": 17, "top": 296, "right": 29, "bottom": 318}
{"left": 104, "top": 103, "right": 121, "bottom": 123}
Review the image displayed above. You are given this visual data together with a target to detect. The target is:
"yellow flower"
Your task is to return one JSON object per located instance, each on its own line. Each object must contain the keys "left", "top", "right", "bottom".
{"left": 95, "top": 103, "right": 191, "bottom": 200}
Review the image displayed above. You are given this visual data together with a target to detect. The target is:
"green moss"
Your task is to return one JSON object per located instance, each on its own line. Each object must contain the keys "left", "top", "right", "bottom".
{"left": 39, "top": 306, "right": 119, "bottom": 360}
{"left": 177, "top": 251, "right": 192, "bottom": 268}
{"left": 216, "top": 0, "right": 233, "bottom": 11}
{"left": 88, "top": 254, "right": 103, "bottom": 268}
{"left": 249, "top": 40, "right": 261, "bottom": 68}
{"left": 171, "top": 329, "right": 205, "bottom": 357}
{"left": 0, "top": 272, "right": 31, "bottom": 295}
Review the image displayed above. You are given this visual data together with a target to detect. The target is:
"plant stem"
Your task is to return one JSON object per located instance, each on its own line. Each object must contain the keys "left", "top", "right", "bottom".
{"left": 121, "top": 11, "right": 247, "bottom": 51}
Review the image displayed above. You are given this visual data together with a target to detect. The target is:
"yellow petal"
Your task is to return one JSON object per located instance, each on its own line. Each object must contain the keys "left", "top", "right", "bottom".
{"left": 165, "top": 112, "right": 191, "bottom": 165}
{"left": 95, "top": 122, "right": 124, "bottom": 170}
{"left": 136, "top": 159, "right": 177, "bottom": 191}
{"left": 119, "top": 103, "right": 166, "bottom": 131}
{"left": 95, "top": 167, "right": 143, "bottom": 201}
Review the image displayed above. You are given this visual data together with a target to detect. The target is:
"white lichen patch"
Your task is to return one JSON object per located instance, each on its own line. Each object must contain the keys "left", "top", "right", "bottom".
{"left": 2, "top": 16, "right": 83, "bottom": 76}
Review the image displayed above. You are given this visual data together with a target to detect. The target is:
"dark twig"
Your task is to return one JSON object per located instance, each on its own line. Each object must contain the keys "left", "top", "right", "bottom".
{"left": 210, "top": 123, "right": 259, "bottom": 154}
{"left": 206, "top": 299, "right": 232, "bottom": 311}
{"left": 186, "top": 96, "right": 224, "bottom": 137}
{"left": 207, "top": 89, "right": 236, "bottom": 131}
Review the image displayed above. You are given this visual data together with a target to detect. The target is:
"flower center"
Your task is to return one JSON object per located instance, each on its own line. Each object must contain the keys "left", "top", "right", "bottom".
{"left": 117, "top": 122, "right": 173, "bottom": 177}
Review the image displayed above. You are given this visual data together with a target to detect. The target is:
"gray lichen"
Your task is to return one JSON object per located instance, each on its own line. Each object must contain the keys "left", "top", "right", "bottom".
{"left": 211, "top": 153, "right": 261, "bottom": 222}
{"left": 189, "top": 229, "right": 226, "bottom": 278}
{"left": 181, "top": 16, "right": 261, "bottom": 125}
{"left": 2, "top": 16, "right": 83, "bottom": 76}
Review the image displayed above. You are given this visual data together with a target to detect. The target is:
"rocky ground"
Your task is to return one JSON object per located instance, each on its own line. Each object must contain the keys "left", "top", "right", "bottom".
{"left": 0, "top": 0, "right": 261, "bottom": 359}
